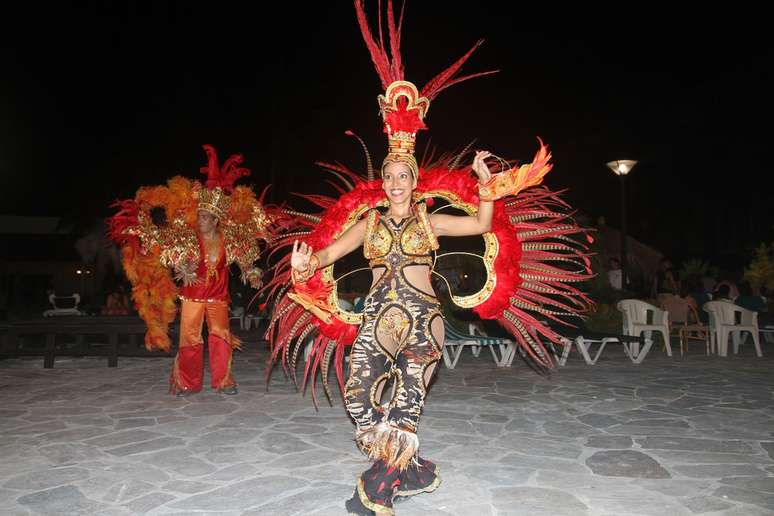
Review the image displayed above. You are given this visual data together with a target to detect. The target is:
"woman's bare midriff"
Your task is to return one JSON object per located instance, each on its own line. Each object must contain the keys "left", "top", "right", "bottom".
{"left": 370, "top": 263, "right": 434, "bottom": 297}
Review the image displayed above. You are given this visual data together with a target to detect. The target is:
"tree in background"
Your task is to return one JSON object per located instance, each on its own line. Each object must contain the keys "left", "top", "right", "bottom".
{"left": 744, "top": 243, "right": 774, "bottom": 295}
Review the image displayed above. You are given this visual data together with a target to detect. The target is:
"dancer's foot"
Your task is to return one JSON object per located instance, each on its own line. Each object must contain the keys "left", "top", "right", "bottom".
{"left": 345, "top": 489, "right": 377, "bottom": 515}
{"left": 395, "top": 456, "right": 441, "bottom": 499}
{"left": 354, "top": 459, "right": 400, "bottom": 514}
{"left": 218, "top": 385, "right": 238, "bottom": 395}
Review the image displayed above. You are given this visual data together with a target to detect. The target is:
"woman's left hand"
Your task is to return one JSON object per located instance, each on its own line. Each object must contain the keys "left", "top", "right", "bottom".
{"left": 472, "top": 150, "right": 493, "bottom": 184}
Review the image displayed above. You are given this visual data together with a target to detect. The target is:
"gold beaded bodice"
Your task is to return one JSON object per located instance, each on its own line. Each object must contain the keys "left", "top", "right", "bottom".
{"left": 363, "top": 203, "right": 439, "bottom": 268}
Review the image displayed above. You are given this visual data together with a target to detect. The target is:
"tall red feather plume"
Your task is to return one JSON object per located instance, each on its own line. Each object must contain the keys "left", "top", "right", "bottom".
{"left": 199, "top": 144, "right": 250, "bottom": 193}
{"left": 107, "top": 199, "right": 140, "bottom": 246}
{"left": 420, "top": 40, "right": 499, "bottom": 100}
{"left": 355, "top": 0, "right": 397, "bottom": 88}
{"left": 354, "top": 0, "right": 497, "bottom": 100}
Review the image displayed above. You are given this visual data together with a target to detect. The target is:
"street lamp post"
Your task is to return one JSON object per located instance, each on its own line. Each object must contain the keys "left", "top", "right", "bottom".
{"left": 606, "top": 160, "right": 638, "bottom": 291}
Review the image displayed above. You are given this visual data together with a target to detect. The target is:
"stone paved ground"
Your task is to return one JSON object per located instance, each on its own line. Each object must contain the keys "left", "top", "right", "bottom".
{"left": 1, "top": 337, "right": 773, "bottom": 515}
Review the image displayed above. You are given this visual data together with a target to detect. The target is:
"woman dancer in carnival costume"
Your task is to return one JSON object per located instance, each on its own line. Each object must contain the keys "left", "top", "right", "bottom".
{"left": 263, "top": 2, "right": 593, "bottom": 513}
{"left": 108, "top": 145, "right": 274, "bottom": 395}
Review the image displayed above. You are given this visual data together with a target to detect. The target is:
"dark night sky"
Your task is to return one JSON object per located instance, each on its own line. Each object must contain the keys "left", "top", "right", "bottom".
{"left": 2, "top": 2, "right": 772, "bottom": 266}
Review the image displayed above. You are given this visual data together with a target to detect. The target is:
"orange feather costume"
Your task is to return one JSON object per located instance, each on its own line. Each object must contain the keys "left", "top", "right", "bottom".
{"left": 108, "top": 145, "right": 274, "bottom": 394}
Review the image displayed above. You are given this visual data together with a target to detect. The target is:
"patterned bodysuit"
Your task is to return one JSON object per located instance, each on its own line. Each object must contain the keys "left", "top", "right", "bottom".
{"left": 344, "top": 202, "right": 444, "bottom": 514}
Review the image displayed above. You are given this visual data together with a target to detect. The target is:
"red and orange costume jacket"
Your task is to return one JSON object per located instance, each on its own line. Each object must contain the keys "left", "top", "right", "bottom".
{"left": 108, "top": 145, "right": 274, "bottom": 352}
{"left": 178, "top": 237, "right": 229, "bottom": 303}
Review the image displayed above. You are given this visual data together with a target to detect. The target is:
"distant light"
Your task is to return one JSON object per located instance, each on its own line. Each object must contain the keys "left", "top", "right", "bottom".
{"left": 463, "top": 274, "right": 469, "bottom": 279}
{"left": 85, "top": 270, "right": 91, "bottom": 274}
{"left": 606, "top": 160, "right": 638, "bottom": 176}
{"left": 76, "top": 270, "right": 82, "bottom": 274}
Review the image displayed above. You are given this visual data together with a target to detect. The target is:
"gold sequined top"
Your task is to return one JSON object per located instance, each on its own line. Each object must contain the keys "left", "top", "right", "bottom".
{"left": 363, "top": 202, "right": 439, "bottom": 268}
{"left": 125, "top": 207, "right": 266, "bottom": 285}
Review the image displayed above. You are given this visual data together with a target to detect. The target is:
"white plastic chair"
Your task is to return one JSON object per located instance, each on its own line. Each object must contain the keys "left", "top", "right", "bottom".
{"left": 616, "top": 299, "right": 672, "bottom": 356}
{"left": 244, "top": 314, "right": 265, "bottom": 331}
{"left": 229, "top": 306, "right": 246, "bottom": 330}
{"left": 703, "top": 301, "right": 762, "bottom": 357}
{"left": 43, "top": 293, "right": 84, "bottom": 317}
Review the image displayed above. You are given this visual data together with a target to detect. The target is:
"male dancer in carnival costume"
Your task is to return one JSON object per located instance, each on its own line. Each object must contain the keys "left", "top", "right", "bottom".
{"left": 263, "top": 2, "right": 593, "bottom": 514}
{"left": 109, "top": 145, "right": 273, "bottom": 396}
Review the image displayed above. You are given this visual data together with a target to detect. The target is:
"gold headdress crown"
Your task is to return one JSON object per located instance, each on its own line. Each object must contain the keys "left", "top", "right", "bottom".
{"left": 197, "top": 186, "right": 230, "bottom": 219}
{"left": 378, "top": 81, "right": 429, "bottom": 178}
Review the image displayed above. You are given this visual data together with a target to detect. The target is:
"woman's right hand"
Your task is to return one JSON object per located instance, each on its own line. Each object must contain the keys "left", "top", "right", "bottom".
{"left": 291, "top": 240, "right": 314, "bottom": 272}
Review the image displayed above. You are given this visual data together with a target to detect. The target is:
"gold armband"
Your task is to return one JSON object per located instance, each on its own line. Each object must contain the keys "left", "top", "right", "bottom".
{"left": 477, "top": 157, "right": 552, "bottom": 202}
{"left": 478, "top": 179, "right": 496, "bottom": 202}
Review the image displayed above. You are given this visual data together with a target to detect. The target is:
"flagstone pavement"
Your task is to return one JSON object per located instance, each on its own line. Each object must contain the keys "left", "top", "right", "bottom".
{"left": 1, "top": 337, "right": 773, "bottom": 515}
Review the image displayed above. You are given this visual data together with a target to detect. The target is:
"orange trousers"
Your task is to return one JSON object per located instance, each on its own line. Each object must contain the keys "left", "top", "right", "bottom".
{"left": 169, "top": 300, "right": 238, "bottom": 393}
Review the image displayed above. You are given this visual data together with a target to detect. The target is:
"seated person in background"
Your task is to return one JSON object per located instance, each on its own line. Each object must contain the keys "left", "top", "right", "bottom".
{"left": 735, "top": 281, "right": 767, "bottom": 313}
{"left": 661, "top": 285, "right": 700, "bottom": 324}
{"left": 679, "top": 284, "right": 699, "bottom": 311}
{"left": 102, "top": 285, "right": 130, "bottom": 315}
{"left": 714, "top": 279, "right": 739, "bottom": 301}
{"left": 759, "top": 286, "right": 774, "bottom": 329}
{"left": 713, "top": 284, "right": 733, "bottom": 302}
{"left": 653, "top": 258, "right": 680, "bottom": 302}
{"left": 686, "top": 277, "right": 712, "bottom": 323}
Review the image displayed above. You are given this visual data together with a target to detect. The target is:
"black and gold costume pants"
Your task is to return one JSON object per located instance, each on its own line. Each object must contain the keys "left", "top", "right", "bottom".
{"left": 344, "top": 270, "right": 444, "bottom": 513}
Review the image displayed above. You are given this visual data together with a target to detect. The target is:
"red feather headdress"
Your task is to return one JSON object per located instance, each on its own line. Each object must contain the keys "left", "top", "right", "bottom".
{"left": 355, "top": 0, "right": 497, "bottom": 177}
{"left": 196, "top": 144, "right": 251, "bottom": 218}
